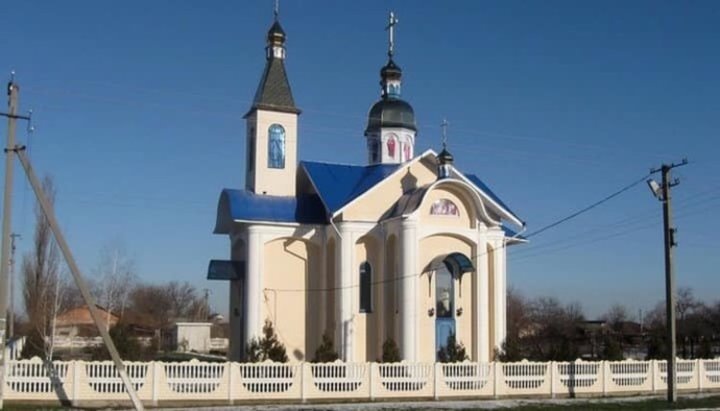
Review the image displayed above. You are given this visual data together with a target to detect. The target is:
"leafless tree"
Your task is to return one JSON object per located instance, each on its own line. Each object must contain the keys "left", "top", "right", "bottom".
{"left": 92, "top": 240, "right": 136, "bottom": 330}
{"left": 20, "top": 176, "right": 71, "bottom": 360}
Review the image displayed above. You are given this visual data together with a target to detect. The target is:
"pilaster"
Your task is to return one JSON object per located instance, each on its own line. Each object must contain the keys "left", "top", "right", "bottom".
{"left": 400, "top": 218, "right": 419, "bottom": 361}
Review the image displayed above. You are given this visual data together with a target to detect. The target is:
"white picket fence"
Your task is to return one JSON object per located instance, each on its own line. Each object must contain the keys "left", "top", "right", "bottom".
{"left": 2, "top": 358, "right": 719, "bottom": 406}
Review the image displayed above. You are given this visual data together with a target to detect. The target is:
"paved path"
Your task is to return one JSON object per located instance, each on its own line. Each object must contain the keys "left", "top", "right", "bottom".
{"left": 157, "top": 393, "right": 719, "bottom": 410}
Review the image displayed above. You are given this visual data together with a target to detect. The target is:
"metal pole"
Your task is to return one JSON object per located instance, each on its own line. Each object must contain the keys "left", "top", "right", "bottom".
{"left": 0, "top": 79, "right": 19, "bottom": 410}
{"left": 661, "top": 165, "right": 677, "bottom": 403}
{"left": 14, "top": 147, "right": 145, "bottom": 410}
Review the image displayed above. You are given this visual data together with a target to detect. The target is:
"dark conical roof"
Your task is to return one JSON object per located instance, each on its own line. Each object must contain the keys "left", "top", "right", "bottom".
{"left": 245, "top": 19, "right": 299, "bottom": 117}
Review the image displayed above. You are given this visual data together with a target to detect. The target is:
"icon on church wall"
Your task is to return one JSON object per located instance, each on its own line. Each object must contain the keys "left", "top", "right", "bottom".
{"left": 268, "top": 124, "right": 286, "bottom": 169}
{"left": 403, "top": 141, "right": 411, "bottom": 160}
{"left": 430, "top": 198, "right": 460, "bottom": 216}
{"left": 387, "top": 136, "right": 397, "bottom": 158}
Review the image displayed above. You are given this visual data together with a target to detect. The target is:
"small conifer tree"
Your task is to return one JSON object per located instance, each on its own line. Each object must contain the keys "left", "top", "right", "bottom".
{"left": 312, "top": 333, "right": 339, "bottom": 362}
{"left": 245, "top": 320, "right": 288, "bottom": 362}
{"left": 381, "top": 338, "right": 401, "bottom": 363}
{"left": 437, "top": 333, "right": 468, "bottom": 363}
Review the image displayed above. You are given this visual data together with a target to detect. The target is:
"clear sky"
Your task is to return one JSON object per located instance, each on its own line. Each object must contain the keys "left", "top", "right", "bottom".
{"left": 2, "top": 1, "right": 719, "bottom": 319}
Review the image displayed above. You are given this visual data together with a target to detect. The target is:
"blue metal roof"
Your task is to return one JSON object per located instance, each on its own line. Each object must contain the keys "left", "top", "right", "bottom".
{"left": 301, "top": 161, "right": 399, "bottom": 214}
{"left": 464, "top": 173, "right": 521, "bottom": 223}
{"left": 215, "top": 189, "right": 326, "bottom": 232}
{"left": 207, "top": 260, "right": 245, "bottom": 281}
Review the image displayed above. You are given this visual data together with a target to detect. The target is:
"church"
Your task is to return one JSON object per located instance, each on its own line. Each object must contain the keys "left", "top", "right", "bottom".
{"left": 209, "top": 11, "right": 525, "bottom": 363}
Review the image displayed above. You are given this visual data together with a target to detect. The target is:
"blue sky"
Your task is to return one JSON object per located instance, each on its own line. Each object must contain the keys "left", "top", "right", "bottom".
{"left": 2, "top": 1, "right": 719, "bottom": 319}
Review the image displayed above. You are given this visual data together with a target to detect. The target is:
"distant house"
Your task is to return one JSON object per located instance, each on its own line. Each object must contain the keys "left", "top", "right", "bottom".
{"left": 55, "top": 305, "right": 119, "bottom": 338}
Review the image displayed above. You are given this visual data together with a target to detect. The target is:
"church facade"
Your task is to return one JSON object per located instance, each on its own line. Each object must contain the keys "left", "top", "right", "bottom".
{"left": 209, "top": 13, "right": 525, "bottom": 363}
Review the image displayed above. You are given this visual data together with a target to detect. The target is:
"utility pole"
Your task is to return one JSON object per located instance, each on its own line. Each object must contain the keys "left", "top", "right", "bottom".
{"left": 647, "top": 158, "right": 688, "bottom": 403}
{"left": 0, "top": 74, "right": 29, "bottom": 410}
{"left": 8, "top": 233, "right": 20, "bottom": 339}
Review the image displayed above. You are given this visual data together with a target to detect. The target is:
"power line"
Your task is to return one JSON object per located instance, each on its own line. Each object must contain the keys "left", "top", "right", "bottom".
{"left": 524, "top": 175, "right": 651, "bottom": 239}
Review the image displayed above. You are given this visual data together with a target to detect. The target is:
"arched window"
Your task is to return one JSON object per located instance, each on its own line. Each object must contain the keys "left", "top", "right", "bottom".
{"left": 359, "top": 261, "right": 372, "bottom": 313}
{"left": 268, "top": 124, "right": 285, "bottom": 169}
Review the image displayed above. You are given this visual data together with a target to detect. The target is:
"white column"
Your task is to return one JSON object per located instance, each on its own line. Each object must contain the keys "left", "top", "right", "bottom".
{"left": 336, "top": 223, "right": 355, "bottom": 361}
{"left": 318, "top": 230, "right": 327, "bottom": 339}
{"left": 400, "top": 218, "right": 418, "bottom": 361}
{"left": 245, "top": 226, "right": 263, "bottom": 344}
{"left": 492, "top": 236, "right": 507, "bottom": 351}
{"left": 475, "top": 229, "right": 490, "bottom": 362}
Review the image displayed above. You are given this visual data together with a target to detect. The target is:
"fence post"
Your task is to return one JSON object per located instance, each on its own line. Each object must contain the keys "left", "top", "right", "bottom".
{"left": 602, "top": 361, "right": 609, "bottom": 397}
{"left": 368, "top": 362, "right": 374, "bottom": 401}
{"left": 493, "top": 362, "right": 500, "bottom": 399}
{"left": 549, "top": 361, "right": 556, "bottom": 398}
{"left": 650, "top": 359, "right": 656, "bottom": 394}
{"left": 433, "top": 362, "right": 441, "bottom": 400}
{"left": 696, "top": 359, "right": 702, "bottom": 393}
{"left": 300, "top": 362, "right": 308, "bottom": 404}
{"left": 71, "top": 360, "right": 80, "bottom": 406}
{"left": 227, "top": 361, "right": 233, "bottom": 405}
{"left": 151, "top": 361, "right": 160, "bottom": 406}
{"left": 369, "top": 362, "right": 377, "bottom": 401}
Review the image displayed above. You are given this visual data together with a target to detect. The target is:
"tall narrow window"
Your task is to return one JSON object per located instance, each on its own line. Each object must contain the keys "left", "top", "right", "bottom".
{"left": 268, "top": 124, "right": 285, "bottom": 169}
{"left": 359, "top": 261, "right": 372, "bottom": 313}
{"left": 247, "top": 127, "right": 255, "bottom": 172}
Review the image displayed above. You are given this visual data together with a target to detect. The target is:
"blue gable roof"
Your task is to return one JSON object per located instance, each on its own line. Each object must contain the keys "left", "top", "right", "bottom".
{"left": 215, "top": 189, "right": 326, "bottom": 232}
{"left": 301, "top": 161, "right": 399, "bottom": 215}
{"left": 464, "top": 173, "right": 521, "bottom": 223}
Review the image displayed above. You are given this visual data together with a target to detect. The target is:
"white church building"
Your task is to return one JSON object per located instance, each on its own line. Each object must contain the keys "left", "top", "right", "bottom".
{"left": 209, "top": 12, "right": 525, "bottom": 363}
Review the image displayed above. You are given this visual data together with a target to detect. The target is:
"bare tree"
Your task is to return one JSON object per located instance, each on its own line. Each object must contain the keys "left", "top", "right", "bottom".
{"left": 20, "top": 176, "right": 68, "bottom": 360}
{"left": 93, "top": 240, "right": 136, "bottom": 330}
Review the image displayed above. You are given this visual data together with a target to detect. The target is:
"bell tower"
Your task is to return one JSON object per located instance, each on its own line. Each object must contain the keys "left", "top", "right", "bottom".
{"left": 244, "top": 10, "right": 301, "bottom": 196}
{"left": 364, "top": 12, "right": 417, "bottom": 165}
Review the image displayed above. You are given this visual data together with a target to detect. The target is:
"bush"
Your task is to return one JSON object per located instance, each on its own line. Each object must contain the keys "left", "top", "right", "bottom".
{"left": 312, "top": 333, "right": 339, "bottom": 362}
{"left": 437, "top": 334, "right": 468, "bottom": 363}
{"left": 245, "top": 320, "right": 288, "bottom": 362}
{"left": 381, "top": 338, "right": 401, "bottom": 363}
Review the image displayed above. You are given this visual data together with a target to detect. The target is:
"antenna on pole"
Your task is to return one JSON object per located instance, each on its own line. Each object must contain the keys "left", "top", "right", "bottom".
{"left": 273, "top": 0, "right": 279, "bottom": 20}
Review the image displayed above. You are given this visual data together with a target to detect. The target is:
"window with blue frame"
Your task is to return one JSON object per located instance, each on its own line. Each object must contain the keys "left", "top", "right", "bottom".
{"left": 359, "top": 261, "right": 372, "bottom": 313}
{"left": 268, "top": 124, "right": 285, "bottom": 169}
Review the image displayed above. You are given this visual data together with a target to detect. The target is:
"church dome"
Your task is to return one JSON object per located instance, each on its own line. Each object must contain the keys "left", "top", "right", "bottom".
{"left": 365, "top": 98, "right": 417, "bottom": 135}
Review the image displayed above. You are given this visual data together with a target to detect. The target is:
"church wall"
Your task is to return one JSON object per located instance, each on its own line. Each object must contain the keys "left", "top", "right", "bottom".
{"left": 262, "top": 237, "right": 318, "bottom": 362}
{"left": 354, "top": 235, "right": 381, "bottom": 362}
{"left": 418, "top": 235, "right": 475, "bottom": 362}
{"left": 384, "top": 235, "right": 399, "bottom": 351}
{"left": 249, "top": 110, "right": 298, "bottom": 196}
{"left": 341, "top": 160, "right": 437, "bottom": 221}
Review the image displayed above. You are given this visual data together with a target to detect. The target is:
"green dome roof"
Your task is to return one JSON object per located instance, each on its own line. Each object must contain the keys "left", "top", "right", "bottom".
{"left": 365, "top": 98, "right": 417, "bottom": 135}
